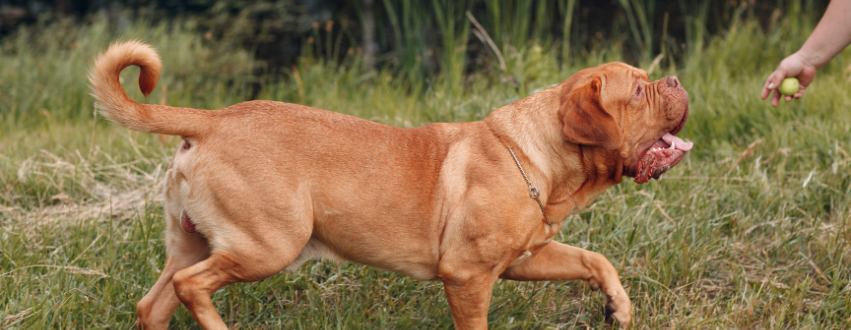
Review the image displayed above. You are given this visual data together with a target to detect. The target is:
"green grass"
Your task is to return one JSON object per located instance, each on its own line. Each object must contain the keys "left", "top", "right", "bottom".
{"left": 2, "top": 11, "right": 851, "bottom": 329}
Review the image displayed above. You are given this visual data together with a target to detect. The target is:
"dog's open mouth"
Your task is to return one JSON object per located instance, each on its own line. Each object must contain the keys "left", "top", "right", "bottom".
{"left": 634, "top": 109, "right": 692, "bottom": 184}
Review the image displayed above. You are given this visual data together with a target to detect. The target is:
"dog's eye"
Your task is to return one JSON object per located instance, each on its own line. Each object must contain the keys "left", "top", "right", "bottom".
{"left": 634, "top": 84, "right": 643, "bottom": 97}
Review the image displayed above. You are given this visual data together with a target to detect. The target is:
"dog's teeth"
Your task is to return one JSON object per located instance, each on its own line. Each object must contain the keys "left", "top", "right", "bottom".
{"left": 668, "top": 140, "right": 676, "bottom": 150}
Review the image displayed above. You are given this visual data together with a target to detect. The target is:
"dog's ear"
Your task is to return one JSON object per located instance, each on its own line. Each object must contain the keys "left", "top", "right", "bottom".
{"left": 559, "top": 76, "right": 623, "bottom": 150}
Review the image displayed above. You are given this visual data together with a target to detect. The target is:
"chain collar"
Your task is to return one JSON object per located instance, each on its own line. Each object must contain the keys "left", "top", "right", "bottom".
{"left": 507, "top": 147, "right": 552, "bottom": 225}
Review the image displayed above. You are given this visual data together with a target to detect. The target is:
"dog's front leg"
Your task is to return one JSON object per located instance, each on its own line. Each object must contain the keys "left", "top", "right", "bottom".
{"left": 439, "top": 267, "right": 498, "bottom": 330}
{"left": 500, "top": 241, "right": 631, "bottom": 329}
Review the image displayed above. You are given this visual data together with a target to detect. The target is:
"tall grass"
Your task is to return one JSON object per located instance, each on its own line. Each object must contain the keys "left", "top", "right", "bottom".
{"left": 2, "top": 3, "right": 851, "bottom": 329}
{"left": 381, "top": 0, "right": 430, "bottom": 82}
{"left": 0, "top": 16, "right": 257, "bottom": 130}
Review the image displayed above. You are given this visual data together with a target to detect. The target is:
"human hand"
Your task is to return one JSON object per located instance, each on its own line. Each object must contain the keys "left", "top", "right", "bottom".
{"left": 761, "top": 53, "right": 818, "bottom": 107}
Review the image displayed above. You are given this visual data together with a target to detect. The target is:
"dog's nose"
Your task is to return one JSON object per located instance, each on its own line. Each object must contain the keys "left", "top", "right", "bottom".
{"left": 666, "top": 76, "right": 680, "bottom": 88}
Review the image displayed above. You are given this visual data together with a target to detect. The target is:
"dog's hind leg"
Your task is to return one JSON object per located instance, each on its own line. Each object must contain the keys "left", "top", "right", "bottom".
{"left": 171, "top": 226, "right": 311, "bottom": 329}
{"left": 500, "top": 241, "right": 632, "bottom": 329}
{"left": 136, "top": 225, "right": 209, "bottom": 329}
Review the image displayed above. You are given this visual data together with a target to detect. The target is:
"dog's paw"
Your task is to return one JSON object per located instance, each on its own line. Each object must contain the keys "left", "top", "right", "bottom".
{"left": 603, "top": 288, "right": 631, "bottom": 329}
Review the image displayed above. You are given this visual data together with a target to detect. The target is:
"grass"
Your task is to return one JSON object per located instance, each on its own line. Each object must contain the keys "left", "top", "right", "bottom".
{"left": 2, "top": 9, "right": 851, "bottom": 330}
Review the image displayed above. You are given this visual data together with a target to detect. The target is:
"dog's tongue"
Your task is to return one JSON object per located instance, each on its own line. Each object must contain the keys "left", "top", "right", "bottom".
{"left": 661, "top": 133, "right": 693, "bottom": 151}
{"left": 634, "top": 134, "right": 693, "bottom": 184}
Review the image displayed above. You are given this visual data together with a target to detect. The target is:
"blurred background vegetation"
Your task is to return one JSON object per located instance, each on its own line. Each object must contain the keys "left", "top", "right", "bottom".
{"left": 0, "top": 0, "right": 836, "bottom": 127}
{"left": 0, "top": 0, "right": 831, "bottom": 68}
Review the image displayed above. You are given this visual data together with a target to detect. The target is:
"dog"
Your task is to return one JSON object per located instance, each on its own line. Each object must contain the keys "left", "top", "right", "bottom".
{"left": 89, "top": 41, "right": 691, "bottom": 329}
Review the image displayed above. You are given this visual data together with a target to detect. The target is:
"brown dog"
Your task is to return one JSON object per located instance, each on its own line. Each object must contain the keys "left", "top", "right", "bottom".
{"left": 89, "top": 41, "right": 692, "bottom": 330}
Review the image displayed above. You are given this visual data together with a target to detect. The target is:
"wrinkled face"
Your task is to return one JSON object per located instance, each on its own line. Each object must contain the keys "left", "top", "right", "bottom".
{"left": 559, "top": 62, "right": 692, "bottom": 183}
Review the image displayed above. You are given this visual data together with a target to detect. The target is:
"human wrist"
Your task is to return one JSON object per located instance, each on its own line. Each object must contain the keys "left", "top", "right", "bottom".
{"left": 794, "top": 49, "right": 826, "bottom": 70}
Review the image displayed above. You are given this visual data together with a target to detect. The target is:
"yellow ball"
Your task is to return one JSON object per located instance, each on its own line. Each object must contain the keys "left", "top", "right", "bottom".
{"left": 778, "top": 77, "right": 800, "bottom": 96}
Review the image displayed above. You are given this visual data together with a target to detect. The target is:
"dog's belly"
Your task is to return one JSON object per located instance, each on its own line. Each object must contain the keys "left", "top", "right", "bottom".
{"left": 304, "top": 208, "right": 442, "bottom": 280}
{"left": 284, "top": 236, "right": 344, "bottom": 272}
{"left": 286, "top": 230, "right": 441, "bottom": 280}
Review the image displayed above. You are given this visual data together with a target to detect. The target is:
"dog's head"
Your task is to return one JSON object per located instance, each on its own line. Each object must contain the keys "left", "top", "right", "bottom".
{"left": 558, "top": 62, "right": 692, "bottom": 183}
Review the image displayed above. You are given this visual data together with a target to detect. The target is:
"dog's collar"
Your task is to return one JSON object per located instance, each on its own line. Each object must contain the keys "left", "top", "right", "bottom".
{"left": 506, "top": 147, "right": 552, "bottom": 225}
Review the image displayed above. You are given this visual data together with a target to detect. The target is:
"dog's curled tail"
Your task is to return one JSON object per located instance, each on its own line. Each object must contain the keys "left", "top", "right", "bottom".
{"left": 89, "top": 40, "right": 207, "bottom": 136}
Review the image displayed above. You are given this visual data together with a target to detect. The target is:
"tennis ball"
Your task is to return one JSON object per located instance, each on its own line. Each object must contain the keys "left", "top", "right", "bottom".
{"left": 778, "top": 77, "right": 800, "bottom": 96}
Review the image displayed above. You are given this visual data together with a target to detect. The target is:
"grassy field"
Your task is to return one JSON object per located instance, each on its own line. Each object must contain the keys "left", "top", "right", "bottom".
{"left": 2, "top": 11, "right": 851, "bottom": 330}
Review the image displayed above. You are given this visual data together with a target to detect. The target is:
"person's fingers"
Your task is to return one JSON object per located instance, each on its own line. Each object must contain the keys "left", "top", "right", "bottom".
{"left": 793, "top": 85, "right": 806, "bottom": 99}
{"left": 795, "top": 68, "right": 816, "bottom": 100}
{"left": 796, "top": 64, "right": 817, "bottom": 87}
{"left": 762, "top": 69, "right": 787, "bottom": 100}
{"left": 771, "top": 88, "right": 781, "bottom": 107}
{"left": 762, "top": 71, "right": 781, "bottom": 100}
{"left": 785, "top": 95, "right": 793, "bottom": 102}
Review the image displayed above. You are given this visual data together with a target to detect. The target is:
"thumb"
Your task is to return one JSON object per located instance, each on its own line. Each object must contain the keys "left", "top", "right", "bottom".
{"left": 762, "top": 69, "right": 786, "bottom": 100}
{"left": 766, "top": 68, "right": 788, "bottom": 89}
